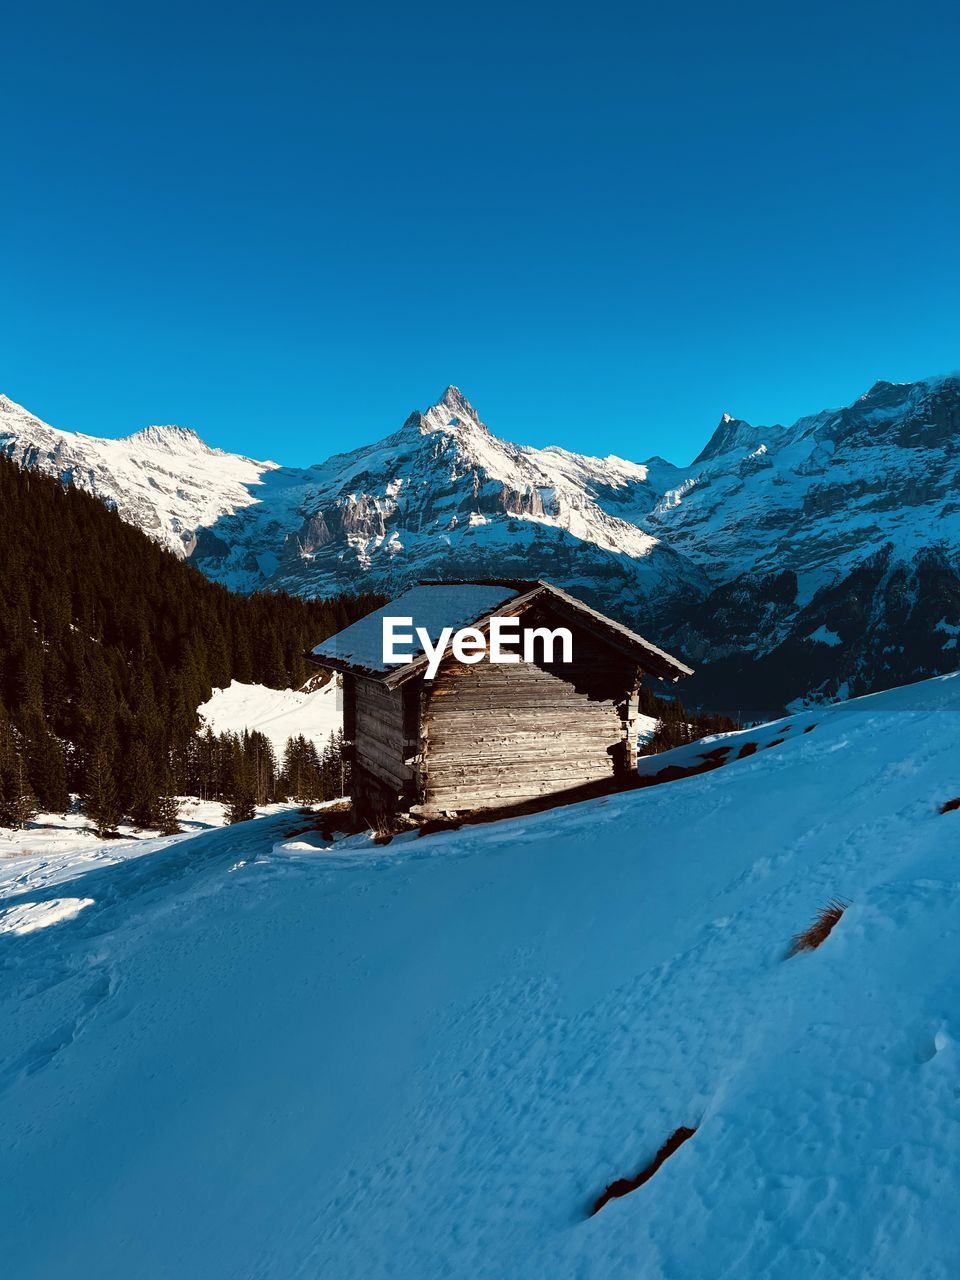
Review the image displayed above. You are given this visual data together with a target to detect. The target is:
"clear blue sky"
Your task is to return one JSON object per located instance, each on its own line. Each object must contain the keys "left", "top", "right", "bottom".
{"left": 3, "top": 0, "right": 959, "bottom": 466}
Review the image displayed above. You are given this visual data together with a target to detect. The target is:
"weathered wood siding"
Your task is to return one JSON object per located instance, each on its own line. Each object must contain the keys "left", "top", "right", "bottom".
{"left": 353, "top": 676, "right": 411, "bottom": 792}
{"left": 421, "top": 618, "right": 635, "bottom": 811}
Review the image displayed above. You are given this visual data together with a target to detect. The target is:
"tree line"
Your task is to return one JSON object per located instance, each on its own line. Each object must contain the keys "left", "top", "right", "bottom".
{"left": 68, "top": 726, "right": 352, "bottom": 835}
{"left": 0, "top": 453, "right": 381, "bottom": 832}
{"left": 637, "top": 683, "right": 740, "bottom": 754}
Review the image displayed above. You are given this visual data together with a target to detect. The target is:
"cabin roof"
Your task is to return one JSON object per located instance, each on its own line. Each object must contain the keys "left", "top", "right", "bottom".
{"left": 311, "top": 583, "right": 517, "bottom": 674}
{"left": 311, "top": 579, "right": 693, "bottom": 685}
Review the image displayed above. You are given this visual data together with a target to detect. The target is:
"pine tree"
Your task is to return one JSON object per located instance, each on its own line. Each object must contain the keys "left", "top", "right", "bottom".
{"left": 23, "top": 718, "right": 70, "bottom": 813}
{"left": 124, "top": 739, "right": 159, "bottom": 828}
{"left": 265, "top": 631, "right": 288, "bottom": 688}
{"left": 287, "top": 647, "right": 308, "bottom": 689}
{"left": 281, "top": 734, "right": 322, "bottom": 802}
{"left": 0, "top": 752, "right": 38, "bottom": 830}
{"left": 0, "top": 712, "right": 19, "bottom": 799}
{"left": 154, "top": 789, "right": 182, "bottom": 836}
{"left": 226, "top": 743, "right": 256, "bottom": 824}
{"left": 10, "top": 644, "right": 44, "bottom": 721}
{"left": 81, "top": 747, "right": 122, "bottom": 838}
{"left": 324, "top": 728, "right": 349, "bottom": 799}
{"left": 281, "top": 736, "right": 301, "bottom": 799}
{"left": 302, "top": 739, "right": 323, "bottom": 801}
{"left": 227, "top": 776, "right": 256, "bottom": 824}
{"left": 247, "top": 730, "right": 277, "bottom": 805}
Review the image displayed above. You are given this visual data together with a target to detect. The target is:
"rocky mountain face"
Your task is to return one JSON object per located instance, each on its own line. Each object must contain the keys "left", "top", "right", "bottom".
{"left": 186, "top": 386, "right": 710, "bottom": 616}
{"left": 3, "top": 376, "right": 959, "bottom": 716}
{"left": 646, "top": 375, "right": 960, "bottom": 713}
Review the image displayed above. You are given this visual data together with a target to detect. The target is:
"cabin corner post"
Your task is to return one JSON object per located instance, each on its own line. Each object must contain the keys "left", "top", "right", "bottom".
{"left": 400, "top": 677, "right": 427, "bottom": 811}
{"left": 415, "top": 678, "right": 429, "bottom": 808}
{"left": 617, "top": 676, "right": 641, "bottom": 777}
{"left": 342, "top": 674, "right": 358, "bottom": 772}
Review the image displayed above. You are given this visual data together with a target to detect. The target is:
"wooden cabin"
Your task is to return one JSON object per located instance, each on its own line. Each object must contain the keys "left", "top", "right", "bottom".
{"left": 311, "top": 580, "right": 692, "bottom": 822}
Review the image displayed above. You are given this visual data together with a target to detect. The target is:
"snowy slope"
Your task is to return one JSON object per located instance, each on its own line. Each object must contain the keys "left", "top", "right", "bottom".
{"left": 197, "top": 679, "right": 342, "bottom": 754}
{"left": 0, "top": 800, "right": 308, "bottom": 900}
{"left": 3, "top": 674, "right": 960, "bottom": 1277}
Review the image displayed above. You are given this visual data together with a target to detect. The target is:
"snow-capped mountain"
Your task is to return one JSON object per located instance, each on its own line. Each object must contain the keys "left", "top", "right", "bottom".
{"left": 649, "top": 374, "right": 960, "bottom": 584}
{"left": 647, "top": 375, "right": 960, "bottom": 713}
{"left": 185, "top": 385, "right": 709, "bottom": 613}
{"left": 0, "top": 393, "right": 276, "bottom": 557}
{"left": 3, "top": 376, "right": 960, "bottom": 713}
{"left": 0, "top": 386, "right": 709, "bottom": 613}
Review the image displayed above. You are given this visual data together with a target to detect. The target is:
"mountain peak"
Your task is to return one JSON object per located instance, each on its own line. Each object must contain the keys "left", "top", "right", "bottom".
{"left": 0, "top": 393, "right": 44, "bottom": 425}
{"left": 405, "top": 386, "right": 490, "bottom": 439}
{"left": 691, "top": 412, "right": 757, "bottom": 465}
{"left": 124, "top": 424, "right": 211, "bottom": 453}
{"left": 437, "top": 384, "right": 482, "bottom": 421}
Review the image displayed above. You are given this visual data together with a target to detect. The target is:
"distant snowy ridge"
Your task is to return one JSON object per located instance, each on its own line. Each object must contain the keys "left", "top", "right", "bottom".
{"left": 0, "top": 393, "right": 276, "bottom": 557}
{"left": 0, "top": 386, "right": 706, "bottom": 604}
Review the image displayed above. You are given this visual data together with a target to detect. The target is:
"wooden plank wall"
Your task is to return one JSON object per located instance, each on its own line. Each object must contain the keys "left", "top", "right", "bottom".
{"left": 354, "top": 676, "right": 411, "bottom": 792}
{"left": 421, "top": 622, "right": 634, "bottom": 811}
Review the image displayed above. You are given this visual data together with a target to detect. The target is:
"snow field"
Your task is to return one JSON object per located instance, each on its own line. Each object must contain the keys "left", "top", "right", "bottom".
{"left": 197, "top": 678, "right": 342, "bottom": 755}
{"left": 2, "top": 674, "right": 960, "bottom": 1277}
{"left": 0, "top": 799, "right": 299, "bottom": 898}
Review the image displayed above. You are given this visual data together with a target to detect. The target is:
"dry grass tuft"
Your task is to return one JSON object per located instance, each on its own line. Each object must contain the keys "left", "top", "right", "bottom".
{"left": 787, "top": 898, "right": 848, "bottom": 957}
{"left": 589, "top": 1125, "right": 697, "bottom": 1216}
{"left": 940, "top": 797, "right": 960, "bottom": 815}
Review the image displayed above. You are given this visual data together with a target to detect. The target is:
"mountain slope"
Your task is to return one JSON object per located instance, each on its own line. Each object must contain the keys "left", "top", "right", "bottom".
{"left": 646, "top": 375, "right": 960, "bottom": 712}
{"left": 3, "top": 672, "right": 960, "bottom": 1277}
{"left": 0, "top": 387, "right": 707, "bottom": 614}
{"left": 647, "top": 374, "right": 960, "bottom": 586}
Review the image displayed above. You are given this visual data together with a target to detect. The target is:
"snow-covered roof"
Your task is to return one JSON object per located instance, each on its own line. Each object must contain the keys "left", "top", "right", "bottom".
{"left": 311, "top": 580, "right": 693, "bottom": 682}
{"left": 311, "top": 584, "right": 518, "bottom": 674}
